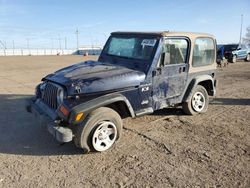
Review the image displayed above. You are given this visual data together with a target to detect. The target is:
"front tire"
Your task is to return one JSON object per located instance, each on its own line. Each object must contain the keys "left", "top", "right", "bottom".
{"left": 182, "top": 85, "right": 209, "bottom": 115}
{"left": 74, "top": 107, "right": 122, "bottom": 153}
{"left": 231, "top": 55, "right": 237, "bottom": 63}
{"left": 245, "top": 54, "right": 250, "bottom": 62}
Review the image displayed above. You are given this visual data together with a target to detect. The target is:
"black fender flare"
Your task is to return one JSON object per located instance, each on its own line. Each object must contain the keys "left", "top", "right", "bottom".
{"left": 69, "top": 93, "right": 135, "bottom": 124}
{"left": 182, "top": 75, "right": 215, "bottom": 102}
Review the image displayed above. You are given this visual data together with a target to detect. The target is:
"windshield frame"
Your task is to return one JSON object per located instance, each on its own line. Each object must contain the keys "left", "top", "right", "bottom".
{"left": 102, "top": 34, "right": 160, "bottom": 61}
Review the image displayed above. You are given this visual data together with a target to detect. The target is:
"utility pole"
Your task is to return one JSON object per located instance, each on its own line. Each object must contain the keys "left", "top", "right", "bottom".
{"left": 12, "top": 40, "right": 15, "bottom": 49}
{"left": 58, "top": 35, "right": 61, "bottom": 50}
{"left": 0, "top": 40, "right": 7, "bottom": 49}
{"left": 26, "top": 38, "right": 30, "bottom": 55}
{"left": 65, "top": 37, "right": 67, "bottom": 49}
{"left": 0, "top": 41, "right": 3, "bottom": 48}
{"left": 0, "top": 40, "right": 6, "bottom": 56}
{"left": 12, "top": 40, "right": 15, "bottom": 55}
{"left": 51, "top": 38, "right": 54, "bottom": 49}
{"left": 90, "top": 34, "right": 94, "bottom": 54}
{"left": 26, "top": 38, "right": 30, "bottom": 49}
{"left": 239, "top": 14, "right": 243, "bottom": 45}
{"left": 75, "top": 28, "right": 79, "bottom": 50}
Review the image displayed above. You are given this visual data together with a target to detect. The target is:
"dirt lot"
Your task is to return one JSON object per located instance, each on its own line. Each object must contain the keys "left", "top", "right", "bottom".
{"left": 0, "top": 55, "right": 249, "bottom": 187}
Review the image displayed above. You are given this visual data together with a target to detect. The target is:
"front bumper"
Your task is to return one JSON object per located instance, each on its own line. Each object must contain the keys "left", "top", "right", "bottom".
{"left": 25, "top": 97, "right": 73, "bottom": 143}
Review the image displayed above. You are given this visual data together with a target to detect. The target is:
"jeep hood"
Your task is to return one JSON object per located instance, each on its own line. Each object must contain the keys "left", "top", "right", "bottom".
{"left": 43, "top": 60, "right": 146, "bottom": 95}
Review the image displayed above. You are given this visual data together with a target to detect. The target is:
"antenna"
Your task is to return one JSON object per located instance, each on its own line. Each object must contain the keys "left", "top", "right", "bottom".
{"left": 75, "top": 28, "right": 79, "bottom": 50}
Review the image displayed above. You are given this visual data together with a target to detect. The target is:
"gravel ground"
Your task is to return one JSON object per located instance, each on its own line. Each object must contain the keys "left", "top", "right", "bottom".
{"left": 0, "top": 55, "right": 249, "bottom": 187}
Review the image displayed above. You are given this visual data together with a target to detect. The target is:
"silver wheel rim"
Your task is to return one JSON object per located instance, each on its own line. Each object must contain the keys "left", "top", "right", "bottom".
{"left": 92, "top": 121, "right": 117, "bottom": 152}
{"left": 192, "top": 91, "right": 205, "bottom": 112}
{"left": 247, "top": 54, "right": 250, "bottom": 61}
{"left": 233, "top": 55, "right": 236, "bottom": 62}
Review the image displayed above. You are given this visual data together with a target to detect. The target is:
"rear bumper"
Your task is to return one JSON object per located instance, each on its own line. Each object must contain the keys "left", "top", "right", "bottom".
{"left": 25, "top": 97, "right": 73, "bottom": 143}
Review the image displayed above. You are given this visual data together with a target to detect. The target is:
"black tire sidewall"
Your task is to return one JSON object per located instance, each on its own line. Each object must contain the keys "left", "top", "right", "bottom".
{"left": 74, "top": 107, "right": 122, "bottom": 152}
{"left": 183, "top": 85, "right": 209, "bottom": 115}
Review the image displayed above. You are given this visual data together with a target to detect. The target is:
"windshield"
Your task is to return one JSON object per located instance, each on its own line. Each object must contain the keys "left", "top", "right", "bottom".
{"left": 103, "top": 36, "right": 158, "bottom": 60}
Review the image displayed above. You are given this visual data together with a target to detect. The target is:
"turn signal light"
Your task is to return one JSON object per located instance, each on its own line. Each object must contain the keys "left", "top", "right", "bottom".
{"left": 75, "top": 112, "right": 84, "bottom": 121}
{"left": 59, "top": 105, "right": 69, "bottom": 116}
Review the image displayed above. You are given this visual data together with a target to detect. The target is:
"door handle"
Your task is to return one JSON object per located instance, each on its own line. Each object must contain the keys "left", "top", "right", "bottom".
{"left": 182, "top": 67, "right": 186, "bottom": 72}
{"left": 179, "top": 67, "right": 186, "bottom": 73}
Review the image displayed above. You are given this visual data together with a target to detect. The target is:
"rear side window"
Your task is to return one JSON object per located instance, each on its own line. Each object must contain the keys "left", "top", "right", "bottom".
{"left": 192, "top": 38, "right": 215, "bottom": 67}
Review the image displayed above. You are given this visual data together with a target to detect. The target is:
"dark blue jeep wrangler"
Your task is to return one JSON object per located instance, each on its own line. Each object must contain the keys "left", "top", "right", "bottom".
{"left": 26, "top": 31, "right": 217, "bottom": 152}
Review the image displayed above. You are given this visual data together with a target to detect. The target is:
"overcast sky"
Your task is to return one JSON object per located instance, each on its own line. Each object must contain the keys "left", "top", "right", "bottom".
{"left": 0, "top": 0, "right": 249, "bottom": 49}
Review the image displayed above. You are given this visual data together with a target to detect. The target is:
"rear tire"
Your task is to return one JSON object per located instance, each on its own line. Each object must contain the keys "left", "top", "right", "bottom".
{"left": 182, "top": 85, "right": 209, "bottom": 115}
{"left": 73, "top": 107, "right": 122, "bottom": 153}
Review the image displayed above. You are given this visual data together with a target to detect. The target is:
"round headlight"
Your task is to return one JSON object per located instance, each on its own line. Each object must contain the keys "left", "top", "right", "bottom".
{"left": 57, "top": 89, "right": 64, "bottom": 105}
{"left": 39, "top": 83, "right": 46, "bottom": 98}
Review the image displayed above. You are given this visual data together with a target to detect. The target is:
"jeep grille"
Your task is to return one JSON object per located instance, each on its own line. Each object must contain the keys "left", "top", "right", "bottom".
{"left": 42, "top": 82, "right": 59, "bottom": 109}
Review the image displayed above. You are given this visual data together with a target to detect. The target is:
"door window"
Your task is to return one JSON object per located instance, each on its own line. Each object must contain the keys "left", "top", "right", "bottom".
{"left": 161, "top": 38, "right": 188, "bottom": 66}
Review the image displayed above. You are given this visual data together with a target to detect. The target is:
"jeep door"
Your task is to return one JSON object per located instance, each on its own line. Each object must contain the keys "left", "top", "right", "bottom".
{"left": 152, "top": 37, "right": 189, "bottom": 104}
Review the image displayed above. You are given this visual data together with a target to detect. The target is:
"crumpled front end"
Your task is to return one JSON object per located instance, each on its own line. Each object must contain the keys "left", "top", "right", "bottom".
{"left": 26, "top": 81, "right": 73, "bottom": 143}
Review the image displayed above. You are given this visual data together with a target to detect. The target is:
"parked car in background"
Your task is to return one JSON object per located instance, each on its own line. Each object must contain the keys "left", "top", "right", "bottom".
{"left": 223, "top": 44, "right": 250, "bottom": 63}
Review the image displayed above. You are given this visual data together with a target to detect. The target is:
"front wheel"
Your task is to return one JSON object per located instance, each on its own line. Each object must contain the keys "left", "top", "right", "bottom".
{"left": 182, "top": 85, "right": 209, "bottom": 115}
{"left": 74, "top": 107, "right": 122, "bottom": 153}
{"left": 231, "top": 55, "right": 237, "bottom": 63}
{"left": 245, "top": 54, "right": 250, "bottom": 62}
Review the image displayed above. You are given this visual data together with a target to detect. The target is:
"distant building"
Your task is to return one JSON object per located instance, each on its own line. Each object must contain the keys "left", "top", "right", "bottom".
{"left": 78, "top": 45, "right": 103, "bottom": 55}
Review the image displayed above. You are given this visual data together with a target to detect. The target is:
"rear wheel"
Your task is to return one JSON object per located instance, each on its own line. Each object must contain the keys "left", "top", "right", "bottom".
{"left": 74, "top": 107, "right": 122, "bottom": 153}
{"left": 182, "top": 85, "right": 209, "bottom": 115}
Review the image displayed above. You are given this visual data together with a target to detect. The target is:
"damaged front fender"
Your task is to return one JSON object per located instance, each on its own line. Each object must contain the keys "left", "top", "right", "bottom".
{"left": 69, "top": 93, "right": 135, "bottom": 124}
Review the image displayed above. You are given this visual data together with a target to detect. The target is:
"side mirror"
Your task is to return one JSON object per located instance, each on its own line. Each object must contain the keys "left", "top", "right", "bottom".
{"left": 237, "top": 48, "right": 241, "bottom": 50}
